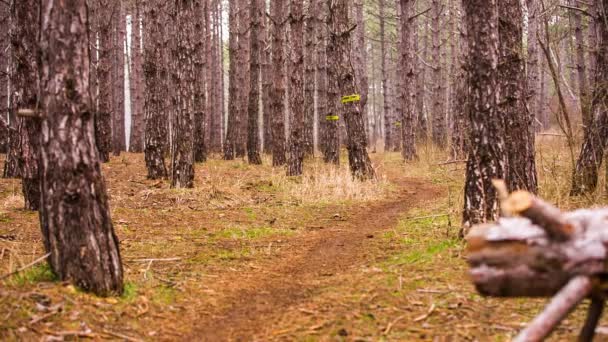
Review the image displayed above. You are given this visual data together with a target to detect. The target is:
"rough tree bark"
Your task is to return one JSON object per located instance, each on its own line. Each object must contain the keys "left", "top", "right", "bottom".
{"left": 3, "top": 0, "right": 20, "bottom": 179}
{"left": 526, "top": 0, "right": 540, "bottom": 131}
{"left": 112, "top": 1, "right": 126, "bottom": 156}
{"left": 378, "top": 0, "right": 393, "bottom": 152}
{"left": 12, "top": 0, "right": 41, "bottom": 210}
{"left": 39, "top": 0, "right": 123, "bottom": 296}
{"left": 247, "top": 0, "right": 262, "bottom": 164}
{"left": 303, "top": 1, "right": 315, "bottom": 157}
{"left": 450, "top": 6, "right": 467, "bottom": 160}
{"left": 399, "top": 0, "right": 417, "bottom": 161}
{"left": 261, "top": 10, "right": 273, "bottom": 154}
{"left": 236, "top": 0, "right": 250, "bottom": 158}
{"left": 568, "top": 1, "right": 591, "bottom": 131}
{"left": 270, "top": 0, "right": 287, "bottom": 166}
{"left": 94, "top": 0, "right": 114, "bottom": 163}
{"left": 571, "top": 0, "right": 608, "bottom": 196}
{"left": 143, "top": 0, "right": 168, "bottom": 179}
{"left": 417, "top": 17, "right": 429, "bottom": 141}
{"left": 287, "top": 0, "right": 305, "bottom": 176}
{"left": 170, "top": 0, "right": 196, "bottom": 189}
{"left": 328, "top": 0, "right": 375, "bottom": 180}
{"left": 498, "top": 0, "right": 537, "bottom": 193}
{"left": 431, "top": 0, "right": 446, "bottom": 148}
{"left": 461, "top": 0, "right": 506, "bottom": 233}
{"left": 316, "top": 0, "right": 337, "bottom": 164}
{"left": 0, "top": 2, "right": 9, "bottom": 153}
{"left": 224, "top": 0, "right": 239, "bottom": 160}
{"left": 193, "top": 0, "right": 206, "bottom": 163}
{"left": 129, "top": 0, "right": 144, "bottom": 153}
{"left": 354, "top": 0, "right": 369, "bottom": 150}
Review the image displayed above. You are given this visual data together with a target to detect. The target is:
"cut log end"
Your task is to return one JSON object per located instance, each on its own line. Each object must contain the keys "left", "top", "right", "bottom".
{"left": 504, "top": 190, "right": 534, "bottom": 215}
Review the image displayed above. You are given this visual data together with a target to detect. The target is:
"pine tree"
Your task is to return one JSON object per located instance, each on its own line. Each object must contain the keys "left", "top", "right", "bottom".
{"left": 39, "top": 0, "right": 123, "bottom": 296}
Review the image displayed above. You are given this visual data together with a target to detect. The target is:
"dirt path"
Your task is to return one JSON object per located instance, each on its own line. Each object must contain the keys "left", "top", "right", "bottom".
{"left": 188, "top": 175, "right": 442, "bottom": 341}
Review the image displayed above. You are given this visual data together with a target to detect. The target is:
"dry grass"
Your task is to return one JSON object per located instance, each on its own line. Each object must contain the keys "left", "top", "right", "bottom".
{"left": 2, "top": 140, "right": 608, "bottom": 341}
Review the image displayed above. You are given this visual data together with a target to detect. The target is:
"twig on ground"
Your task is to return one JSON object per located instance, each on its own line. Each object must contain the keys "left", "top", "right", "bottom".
{"left": 102, "top": 329, "right": 143, "bottom": 342}
{"left": 29, "top": 307, "right": 62, "bottom": 326}
{"left": 384, "top": 314, "right": 407, "bottom": 335}
{"left": 417, "top": 289, "right": 449, "bottom": 294}
{"left": 0, "top": 253, "right": 50, "bottom": 281}
{"left": 406, "top": 214, "right": 449, "bottom": 221}
{"left": 128, "top": 258, "right": 181, "bottom": 262}
{"left": 414, "top": 303, "right": 436, "bottom": 322}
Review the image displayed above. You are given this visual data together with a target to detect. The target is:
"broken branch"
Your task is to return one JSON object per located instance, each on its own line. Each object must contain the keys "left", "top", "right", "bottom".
{"left": 514, "top": 276, "right": 592, "bottom": 342}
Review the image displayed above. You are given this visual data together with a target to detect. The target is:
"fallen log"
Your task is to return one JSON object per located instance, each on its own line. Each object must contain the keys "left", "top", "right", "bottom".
{"left": 466, "top": 190, "right": 608, "bottom": 341}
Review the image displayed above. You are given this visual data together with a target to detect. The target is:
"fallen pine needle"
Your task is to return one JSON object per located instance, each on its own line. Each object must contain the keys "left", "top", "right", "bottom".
{"left": 414, "top": 303, "right": 436, "bottom": 322}
{"left": 102, "top": 329, "right": 143, "bottom": 342}
{"left": 384, "top": 314, "right": 407, "bottom": 335}
{"left": 128, "top": 258, "right": 181, "bottom": 262}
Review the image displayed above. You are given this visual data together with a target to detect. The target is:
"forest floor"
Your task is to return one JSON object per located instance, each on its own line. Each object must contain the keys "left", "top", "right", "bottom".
{"left": 1, "top": 138, "right": 608, "bottom": 341}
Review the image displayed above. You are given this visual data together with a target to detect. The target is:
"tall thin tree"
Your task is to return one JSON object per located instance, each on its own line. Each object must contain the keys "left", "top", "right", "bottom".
{"left": 287, "top": 0, "right": 306, "bottom": 176}
{"left": 143, "top": 0, "right": 168, "bottom": 179}
{"left": 170, "top": 0, "right": 196, "bottom": 188}
{"left": 247, "top": 0, "right": 262, "bottom": 164}
{"left": 399, "top": 0, "right": 417, "bottom": 161}
{"left": 270, "top": 0, "right": 287, "bottom": 166}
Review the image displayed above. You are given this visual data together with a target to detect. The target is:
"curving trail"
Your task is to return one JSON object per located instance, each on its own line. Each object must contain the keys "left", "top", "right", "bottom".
{"left": 187, "top": 173, "right": 442, "bottom": 341}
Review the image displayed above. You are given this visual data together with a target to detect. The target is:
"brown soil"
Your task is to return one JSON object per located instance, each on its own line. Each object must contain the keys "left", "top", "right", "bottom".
{"left": 189, "top": 176, "right": 440, "bottom": 340}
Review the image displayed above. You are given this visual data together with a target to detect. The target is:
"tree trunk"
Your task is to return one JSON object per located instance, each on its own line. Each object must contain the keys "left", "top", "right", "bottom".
{"left": 431, "top": 0, "right": 446, "bottom": 148}
{"left": 247, "top": 0, "right": 262, "bottom": 164}
{"left": 143, "top": 0, "right": 168, "bottom": 179}
{"left": 270, "top": 0, "right": 287, "bottom": 166}
{"left": 451, "top": 12, "right": 467, "bottom": 160}
{"left": 461, "top": 0, "right": 506, "bottom": 233}
{"left": 588, "top": 1, "right": 597, "bottom": 86}
{"left": 0, "top": 1, "right": 9, "bottom": 154}
{"left": 93, "top": 0, "right": 113, "bottom": 163}
{"left": 170, "top": 0, "right": 196, "bottom": 189}
{"left": 303, "top": 1, "right": 316, "bottom": 157}
{"left": 571, "top": 0, "right": 608, "bottom": 196}
{"left": 261, "top": 10, "right": 273, "bottom": 154}
{"left": 526, "top": 0, "right": 540, "bottom": 131}
{"left": 217, "top": 0, "right": 226, "bottom": 153}
{"left": 328, "top": 0, "right": 375, "bottom": 180}
{"left": 12, "top": 0, "right": 41, "bottom": 210}
{"left": 568, "top": 2, "right": 591, "bottom": 132}
{"left": 236, "top": 0, "right": 250, "bottom": 158}
{"left": 316, "top": 0, "right": 337, "bottom": 163}
{"left": 399, "top": 0, "right": 417, "bottom": 161}
{"left": 379, "top": 0, "right": 393, "bottom": 152}
{"left": 224, "top": 0, "right": 239, "bottom": 160}
{"left": 193, "top": 0, "right": 207, "bottom": 163}
{"left": 112, "top": 1, "right": 126, "bottom": 156}
{"left": 498, "top": 0, "right": 538, "bottom": 194}
{"left": 287, "top": 0, "right": 305, "bottom": 176}
{"left": 417, "top": 18, "right": 429, "bottom": 141}
{"left": 3, "top": 0, "right": 20, "bottom": 179}
{"left": 354, "top": 0, "right": 369, "bottom": 150}
{"left": 39, "top": 0, "right": 123, "bottom": 296}
{"left": 129, "top": 1, "right": 145, "bottom": 153}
